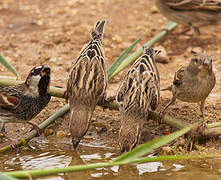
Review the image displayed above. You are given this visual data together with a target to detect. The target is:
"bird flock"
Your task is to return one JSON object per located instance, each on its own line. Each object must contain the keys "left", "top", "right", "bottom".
{"left": 0, "top": 0, "right": 219, "bottom": 152}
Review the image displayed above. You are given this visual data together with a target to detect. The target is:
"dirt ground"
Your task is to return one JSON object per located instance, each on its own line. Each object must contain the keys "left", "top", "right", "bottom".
{"left": 0, "top": 0, "right": 221, "bottom": 153}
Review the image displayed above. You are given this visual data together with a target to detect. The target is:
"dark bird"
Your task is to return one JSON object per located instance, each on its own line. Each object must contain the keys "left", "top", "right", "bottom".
{"left": 0, "top": 65, "right": 51, "bottom": 145}
{"left": 155, "top": 0, "right": 221, "bottom": 36}
{"left": 116, "top": 47, "right": 161, "bottom": 152}
{"left": 158, "top": 53, "right": 216, "bottom": 125}
{"left": 67, "top": 20, "right": 107, "bottom": 150}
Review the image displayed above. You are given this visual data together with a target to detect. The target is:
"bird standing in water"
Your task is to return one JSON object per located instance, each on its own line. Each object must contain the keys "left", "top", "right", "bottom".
{"left": 67, "top": 20, "right": 107, "bottom": 150}
{"left": 117, "top": 47, "right": 161, "bottom": 152}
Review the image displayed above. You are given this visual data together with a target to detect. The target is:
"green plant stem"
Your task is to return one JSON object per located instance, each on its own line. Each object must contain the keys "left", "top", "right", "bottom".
{"left": 107, "top": 38, "right": 141, "bottom": 79}
{"left": 0, "top": 76, "right": 220, "bottom": 139}
{"left": 4, "top": 154, "right": 218, "bottom": 179}
{"left": 110, "top": 22, "right": 177, "bottom": 78}
{"left": 113, "top": 123, "right": 197, "bottom": 163}
{"left": 0, "top": 77, "right": 66, "bottom": 99}
{"left": 0, "top": 54, "right": 19, "bottom": 78}
{"left": 0, "top": 104, "right": 70, "bottom": 153}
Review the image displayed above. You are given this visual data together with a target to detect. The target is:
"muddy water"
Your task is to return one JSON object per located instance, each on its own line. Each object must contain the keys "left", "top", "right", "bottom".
{"left": 0, "top": 137, "right": 221, "bottom": 180}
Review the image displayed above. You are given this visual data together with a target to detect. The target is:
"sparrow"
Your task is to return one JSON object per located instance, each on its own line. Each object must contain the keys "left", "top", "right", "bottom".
{"left": 155, "top": 0, "right": 221, "bottom": 36}
{"left": 116, "top": 47, "right": 161, "bottom": 152}
{"left": 158, "top": 53, "right": 216, "bottom": 124}
{"left": 0, "top": 65, "right": 51, "bottom": 144}
{"left": 67, "top": 20, "right": 107, "bottom": 150}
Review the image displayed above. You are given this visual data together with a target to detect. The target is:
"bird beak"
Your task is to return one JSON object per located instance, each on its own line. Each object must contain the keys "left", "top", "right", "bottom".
{"left": 72, "top": 137, "right": 80, "bottom": 150}
{"left": 40, "top": 65, "right": 51, "bottom": 76}
{"left": 203, "top": 58, "right": 212, "bottom": 70}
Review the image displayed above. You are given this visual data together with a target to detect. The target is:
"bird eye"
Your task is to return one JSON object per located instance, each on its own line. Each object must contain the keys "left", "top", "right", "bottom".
{"left": 192, "top": 58, "right": 198, "bottom": 63}
{"left": 32, "top": 67, "right": 41, "bottom": 75}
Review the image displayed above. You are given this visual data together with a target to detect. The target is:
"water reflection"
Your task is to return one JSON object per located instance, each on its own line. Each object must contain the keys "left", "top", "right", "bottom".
{"left": 0, "top": 137, "right": 221, "bottom": 180}
{"left": 137, "top": 162, "right": 164, "bottom": 174}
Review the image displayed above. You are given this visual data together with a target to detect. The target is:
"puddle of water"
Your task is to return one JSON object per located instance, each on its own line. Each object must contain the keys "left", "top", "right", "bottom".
{"left": 0, "top": 137, "right": 221, "bottom": 180}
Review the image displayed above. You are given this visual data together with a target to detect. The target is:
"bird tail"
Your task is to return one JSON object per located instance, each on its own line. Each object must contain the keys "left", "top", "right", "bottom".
{"left": 161, "top": 85, "right": 172, "bottom": 91}
{"left": 91, "top": 20, "right": 107, "bottom": 40}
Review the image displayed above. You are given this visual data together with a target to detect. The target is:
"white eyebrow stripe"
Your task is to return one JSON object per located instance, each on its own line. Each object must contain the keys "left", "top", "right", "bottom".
{"left": 34, "top": 66, "right": 43, "bottom": 70}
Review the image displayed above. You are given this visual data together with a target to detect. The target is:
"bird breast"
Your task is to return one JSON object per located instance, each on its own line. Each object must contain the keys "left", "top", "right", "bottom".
{"left": 174, "top": 73, "right": 215, "bottom": 102}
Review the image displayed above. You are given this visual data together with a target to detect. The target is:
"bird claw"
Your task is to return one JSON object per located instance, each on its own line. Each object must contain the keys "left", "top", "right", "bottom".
{"left": 28, "top": 122, "right": 42, "bottom": 137}
{"left": 10, "top": 142, "right": 18, "bottom": 149}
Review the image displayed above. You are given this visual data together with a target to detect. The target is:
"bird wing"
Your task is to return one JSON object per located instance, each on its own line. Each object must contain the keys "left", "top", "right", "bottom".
{"left": 67, "top": 20, "right": 107, "bottom": 104}
{"left": 0, "top": 87, "right": 21, "bottom": 108}
{"left": 173, "top": 67, "right": 186, "bottom": 86}
{"left": 165, "top": 0, "right": 221, "bottom": 11}
{"left": 117, "top": 48, "right": 160, "bottom": 115}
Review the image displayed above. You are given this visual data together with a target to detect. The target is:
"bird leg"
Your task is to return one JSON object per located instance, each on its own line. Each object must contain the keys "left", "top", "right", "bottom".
{"left": 200, "top": 100, "right": 205, "bottom": 120}
{"left": 196, "top": 100, "right": 207, "bottom": 133}
{"left": 28, "top": 122, "right": 42, "bottom": 136}
{"left": 63, "top": 90, "right": 69, "bottom": 103}
{"left": 192, "top": 26, "right": 200, "bottom": 37}
{"left": 158, "top": 95, "right": 176, "bottom": 124}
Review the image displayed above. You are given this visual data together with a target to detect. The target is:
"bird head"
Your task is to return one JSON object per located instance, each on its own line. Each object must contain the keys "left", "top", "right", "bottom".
{"left": 72, "top": 137, "right": 80, "bottom": 150}
{"left": 25, "top": 65, "right": 51, "bottom": 96}
{"left": 69, "top": 104, "right": 94, "bottom": 150}
{"left": 189, "top": 54, "right": 213, "bottom": 76}
{"left": 119, "top": 116, "right": 142, "bottom": 153}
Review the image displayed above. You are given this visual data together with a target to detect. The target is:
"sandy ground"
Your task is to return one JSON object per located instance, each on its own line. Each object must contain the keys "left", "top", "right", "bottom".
{"left": 0, "top": 0, "right": 221, "bottom": 153}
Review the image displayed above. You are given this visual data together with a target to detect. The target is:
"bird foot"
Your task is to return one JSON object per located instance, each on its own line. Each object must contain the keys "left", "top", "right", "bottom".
{"left": 196, "top": 121, "right": 207, "bottom": 135}
{"left": 157, "top": 112, "right": 164, "bottom": 125}
{"left": 28, "top": 122, "right": 42, "bottom": 137}
{"left": 63, "top": 90, "right": 69, "bottom": 103}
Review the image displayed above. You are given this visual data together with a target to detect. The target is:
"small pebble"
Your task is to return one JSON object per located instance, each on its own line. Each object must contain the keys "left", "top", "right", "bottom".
{"left": 190, "top": 46, "right": 203, "bottom": 54}
{"left": 112, "top": 35, "right": 123, "bottom": 43}
{"left": 49, "top": 57, "right": 57, "bottom": 62}
{"left": 151, "top": 6, "right": 159, "bottom": 13}
{"left": 56, "top": 131, "right": 66, "bottom": 138}
{"left": 200, "top": 163, "right": 209, "bottom": 168}
{"left": 162, "top": 146, "right": 173, "bottom": 155}
{"left": 44, "top": 128, "right": 54, "bottom": 136}
{"left": 177, "top": 137, "right": 185, "bottom": 146}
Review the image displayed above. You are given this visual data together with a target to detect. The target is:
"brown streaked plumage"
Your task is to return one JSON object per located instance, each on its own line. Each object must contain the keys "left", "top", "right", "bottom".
{"left": 116, "top": 47, "right": 161, "bottom": 152}
{"left": 0, "top": 65, "right": 51, "bottom": 142}
{"left": 158, "top": 53, "right": 216, "bottom": 124}
{"left": 155, "top": 0, "right": 221, "bottom": 35}
{"left": 67, "top": 20, "right": 107, "bottom": 150}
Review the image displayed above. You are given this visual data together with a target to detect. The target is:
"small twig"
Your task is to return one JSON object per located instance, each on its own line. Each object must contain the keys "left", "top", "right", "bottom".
{"left": 0, "top": 104, "right": 70, "bottom": 153}
{"left": 0, "top": 76, "right": 220, "bottom": 143}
